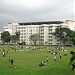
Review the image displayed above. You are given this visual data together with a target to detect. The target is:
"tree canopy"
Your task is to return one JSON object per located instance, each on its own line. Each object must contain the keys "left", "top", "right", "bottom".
{"left": 29, "top": 33, "right": 40, "bottom": 45}
{"left": 69, "top": 51, "right": 75, "bottom": 65}
{"left": 52, "top": 27, "right": 73, "bottom": 46}
{"left": 11, "top": 35, "right": 17, "bottom": 44}
{"left": 1, "top": 31, "right": 11, "bottom": 44}
{"left": 71, "top": 31, "right": 75, "bottom": 46}
{"left": 15, "top": 31, "right": 20, "bottom": 41}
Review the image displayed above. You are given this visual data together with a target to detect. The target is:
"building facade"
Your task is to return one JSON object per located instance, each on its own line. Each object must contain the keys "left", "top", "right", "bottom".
{"left": 4, "top": 21, "right": 70, "bottom": 45}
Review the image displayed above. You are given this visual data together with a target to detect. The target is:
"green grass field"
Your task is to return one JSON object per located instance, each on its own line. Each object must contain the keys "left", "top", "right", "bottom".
{"left": 0, "top": 46, "right": 75, "bottom": 75}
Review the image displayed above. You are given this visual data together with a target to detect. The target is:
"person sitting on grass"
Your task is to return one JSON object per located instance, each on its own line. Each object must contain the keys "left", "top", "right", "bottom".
{"left": 71, "top": 62, "right": 75, "bottom": 70}
{"left": 39, "top": 61, "right": 46, "bottom": 67}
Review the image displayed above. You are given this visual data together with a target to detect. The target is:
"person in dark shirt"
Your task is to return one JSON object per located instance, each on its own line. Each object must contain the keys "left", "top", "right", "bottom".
{"left": 71, "top": 63, "right": 75, "bottom": 70}
{"left": 10, "top": 59, "right": 14, "bottom": 66}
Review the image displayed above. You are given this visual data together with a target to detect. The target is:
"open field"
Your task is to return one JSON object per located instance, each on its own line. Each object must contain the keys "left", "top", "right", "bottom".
{"left": 0, "top": 46, "right": 75, "bottom": 75}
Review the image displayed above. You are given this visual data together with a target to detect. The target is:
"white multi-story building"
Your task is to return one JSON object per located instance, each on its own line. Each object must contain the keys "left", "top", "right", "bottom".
{"left": 4, "top": 21, "right": 70, "bottom": 45}
{"left": 4, "top": 22, "right": 18, "bottom": 35}
{"left": 65, "top": 19, "right": 75, "bottom": 31}
{"left": 16, "top": 24, "right": 39, "bottom": 45}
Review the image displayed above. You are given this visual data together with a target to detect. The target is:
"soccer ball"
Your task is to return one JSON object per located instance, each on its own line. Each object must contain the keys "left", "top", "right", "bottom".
{"left": 15, "top": 67, "right": 16, "bottom": 68}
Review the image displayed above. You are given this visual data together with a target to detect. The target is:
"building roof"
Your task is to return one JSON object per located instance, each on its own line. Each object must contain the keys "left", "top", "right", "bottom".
{"left": 19, "top": 21, "right": 63, "bottom": 25}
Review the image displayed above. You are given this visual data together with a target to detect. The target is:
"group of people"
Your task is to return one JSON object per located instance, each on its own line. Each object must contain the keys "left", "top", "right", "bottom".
{"left": 39, "top": 46, "right": 75, "bottom": 71}
{"left": 1, "top": 45, "right": 75, "bottom": 71}
{"left": 2, "top": 46, "right": 14, "bottom": 66}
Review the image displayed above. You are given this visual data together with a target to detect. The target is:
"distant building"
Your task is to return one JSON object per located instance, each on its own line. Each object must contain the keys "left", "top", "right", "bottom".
{"left": 4, "top": 21, "right": 71, "bottom": 45}
{"left": 65, "top": 19, "right": 75, "bottom": 31}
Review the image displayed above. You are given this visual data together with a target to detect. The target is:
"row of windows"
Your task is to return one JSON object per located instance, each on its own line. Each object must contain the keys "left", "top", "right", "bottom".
{"left": 49, "top": 29, "right": 52, "bottom": 31}
{"left": 19, "top": 34, "right": 53, "bottom": 38}
{"left": 16, "top": 27, "right": 53, "bottom": 31}
{"left": 19, "top": 38, "right": 61, "bottom": 42}
{"left": 16, "top": 30, "right": 39, "bottom": 32}
{"left": 16, "top": 27, "right": 25, "bottom": 29}
{"left": 20, "top": 33, "right": 25, "bottom": 35}
{"left": 17, "top": 26, "right": 39, "bottom": 29}
{"left": 16, "top": 30, "right": 25, "bottom": 32}
{"left": 49, "top": 33, "right": 52, "bottom": 35}
{"left": 26, "top": 27, "right": 39, "bottom": 29}
{"left": 20, "top": 33, "right": 33, "bottom": 35}
{"left": 17, "top": 29, "right": 53, "bottom": 33}
{"left": 20, "top": 39, "right": 25, "bottom": 42}
{"left": 39, "top": 29, "right": 53, "bottom": 32}
{"left": 20, "top": 36, "right": 25, "bottom": 38}
{"left": 40, "top": 43, "right": 52, "bottom": 45}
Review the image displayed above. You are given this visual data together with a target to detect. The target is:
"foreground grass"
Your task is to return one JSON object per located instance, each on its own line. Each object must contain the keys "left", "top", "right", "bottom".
{"left": 0, "top": 46, "right": 75, "bottom": 75}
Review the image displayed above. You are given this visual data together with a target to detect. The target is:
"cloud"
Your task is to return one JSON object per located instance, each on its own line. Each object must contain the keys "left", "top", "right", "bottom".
{"left": 0, "top": 0, "right": 74, "bottom": 31}
{"left": 1, "top": 0, "right": 50, "bottom": 10}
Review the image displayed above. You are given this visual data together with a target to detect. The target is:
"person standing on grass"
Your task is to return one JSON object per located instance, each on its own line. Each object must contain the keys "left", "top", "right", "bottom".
{"left": 10, "top": 58, "right": 14, "bottom": 66}
{"left": 54, "top": 55, "right": 56, "bottom": 61}
{"left": 2, "top": 51, "right": 6, "bottom": 57}
{"left": 60, "top": 53, "right": 62, "bottom": 59}
{"left": 46, "top": 56, "right": 48, "bottom": 62}
{"left": 52, "top": 46, "right": 54, "bottom": 53}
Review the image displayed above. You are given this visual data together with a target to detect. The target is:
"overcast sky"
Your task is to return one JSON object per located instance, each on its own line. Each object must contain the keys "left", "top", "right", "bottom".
{"left": 0, "top": 0, "right": 74, "bottom": 31}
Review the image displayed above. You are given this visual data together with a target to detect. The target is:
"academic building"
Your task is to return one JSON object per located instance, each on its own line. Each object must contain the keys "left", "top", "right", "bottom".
{"left": 4, "top": 21, "right": 72, "bottom": 45}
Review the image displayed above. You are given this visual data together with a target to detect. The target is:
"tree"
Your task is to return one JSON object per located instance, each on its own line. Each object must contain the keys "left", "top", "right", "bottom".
{"left": 11, "top": 35, "right": 17, "bottom": 44}
{"left": 52, "top": 27, "right": 73, "bottom": 46}
{"left": 29, "top": 33, "right": 40, "bottom": 45}
{"left": 69, "top": 32, "right": 75, "bottom": 68}
{"left": 71, "top": 31, "right": 75, "bottom": 46}
{"left": 15, "top": 31, "right": 20, "bottom": 43}
{"left": 69, "top": 51, "right": 75, "bottom": 65}
{"left": 1, "top": 31, "right": 11, "bottom": 44}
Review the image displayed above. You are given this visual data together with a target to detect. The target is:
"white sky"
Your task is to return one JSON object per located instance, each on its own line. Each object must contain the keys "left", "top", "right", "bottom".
{"left": 0, "top": 0, "right": 74, "bottom": 31}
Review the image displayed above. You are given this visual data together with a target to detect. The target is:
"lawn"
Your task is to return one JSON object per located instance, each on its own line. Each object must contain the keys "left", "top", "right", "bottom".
{"left": 0, "top": 45, "right": 75, "bottom": 75}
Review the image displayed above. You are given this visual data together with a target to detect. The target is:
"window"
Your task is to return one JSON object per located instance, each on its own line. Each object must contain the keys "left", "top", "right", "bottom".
{"left": 21, "top": 39, "right": 23, "bottom": 41}
{"left": 21, "top": 36, "right": 23, "bottom": 38}
{"left": 49, "top": 36, "right": 52, "bottom": 38}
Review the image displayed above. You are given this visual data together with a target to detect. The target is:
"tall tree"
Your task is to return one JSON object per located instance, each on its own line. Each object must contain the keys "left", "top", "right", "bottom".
{"left": 15, "top": 31, "right": 20, "bottom": 43}
{"left": 29, "top": 33, "right": 40, "bottom": 45}
{"left": 1, "top": 31, "right": 11, "bottom": 44}
{"left": 53, "top": 27, "right": 73, "bottom": 46}
{"left": 11, "top": 35, "right": 17, "bottom": 44}
{"left": 69, "top": 32, "right": 75, "bottom": 70}
{"left": 69, "top": 51, "right": 75, "bottom": 65}
{"left": 71, "top": 31, "right": 75, "bottom": 46}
